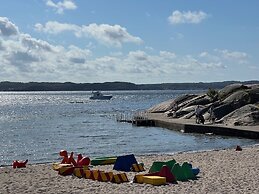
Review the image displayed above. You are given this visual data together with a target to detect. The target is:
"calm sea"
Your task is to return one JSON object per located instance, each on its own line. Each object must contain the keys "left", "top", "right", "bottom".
{"left": 0, "top": 90, "right": 258, "bottom": 166}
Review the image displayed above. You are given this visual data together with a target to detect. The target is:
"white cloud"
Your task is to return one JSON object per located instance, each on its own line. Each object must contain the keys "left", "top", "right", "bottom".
{"left": 110, "top": 51, "right": 123, "bottom": 57}
{"left": 46, "top": 0, "right": 77, "bottom": 14}
{"left": 168, "top": 10, "right": 208, "bottom": 24}
{"left": 215, "top": 49, "right": 248, "bottom": 64}
{"left": 218, "top": 49, "right": 247, "bottom": 60}
{"left": 199, "top": 52, "right": 208, "bottom": 57}
{"left": 0, "top": 17, "right": 19, "bottom": 36}
{"left": 1, "top": 32, "right": 61, "bottom": 74}
{"left": 199, "top": 51, "right": 220, "bottom": 62}
{"left": 128, "top": 50, "right": 149, "bottom": 61}
{"left": 21, "top": 33, "right": 55, "bottom": 52}
{"left": 145, "top": 46, "right": 154, "bottom": 51}
{"left": 5, "top": 51, "right": 40, "bottom": 71}
{"left": 66, "top": 45, "right": 92, "bottom": 64}
{"left": 34, "top": 21, "right": 79, "bottom": 34}
{"left": 159, "top": 51, "right": 176, "bottom": 59}
{"left": 0, "top": 30, "right": 234, "bottom": 82}
{"left": 201, "top": 62, "right": 226, "bottom": 69}
{"left": 0, "top": 17, "right": 255, "bottom": 83}
{"left": 35, "top": 21, "right": 143, "bottom": 47}
{"left": 81, "top": 23, "right": 143, "bottom": 47}
{"left": 0, "top": 18, "right": 93, "bottom": 80}
{"left": 199, "top": 49, "right": 249, "bottom": 65}
{"left": 0, "top": 40, "right": 3, "bottom": 50}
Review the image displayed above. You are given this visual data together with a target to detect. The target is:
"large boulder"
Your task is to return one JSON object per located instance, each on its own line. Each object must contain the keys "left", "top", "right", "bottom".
{"left": 177, "top": 94, "right": 206, "bottom": 109}
{"left": 219, "top": 104, "right": 259, "bottom": 126}
{"left": 182, "top": 95, "right": 211, "bottom": 107}
{"left": 247, "top": 84, "right": 259, "bottom": 89}
{"left": 247, "top": 87, "right": 259, "bottom": 103}
{"left": 218, "top": 84, "right": 249, "bottom": 100}
{"left": 174, "top": 105, "right": 197, "bottom": 118}
{"left": 213, "top": 103, "right": 235, "bottom": 120}
{"left": 180, "top": 111, "right": 196, "bottom": 119}
{"left": 171, "top": 94, "right": 198, "bottom": 111}
{"left": 223, "top": 90, "right": 251, "bottom": 105}
{"left": 212, "top": 90, "right": 254, "bottom": 120}
{"left": 147, "top": 98, "right": 176, "bottom": 113}
{"left": 147, "top": 94, "right": 197, "bottom": 113}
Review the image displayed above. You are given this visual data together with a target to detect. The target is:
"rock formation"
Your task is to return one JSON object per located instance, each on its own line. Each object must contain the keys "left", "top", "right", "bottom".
{"left": 147, "top": 84, "right": 259, "bottom": 126}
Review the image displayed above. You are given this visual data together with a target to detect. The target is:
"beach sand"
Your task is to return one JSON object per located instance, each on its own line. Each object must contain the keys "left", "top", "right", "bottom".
{"left": 1, "top": 145, "right": 259, "bottom": 194}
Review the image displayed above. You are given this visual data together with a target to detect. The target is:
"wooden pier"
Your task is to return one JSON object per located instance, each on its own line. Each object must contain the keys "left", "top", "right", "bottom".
{"left": 116, "top": 112, "right": 155, "bottom": 126}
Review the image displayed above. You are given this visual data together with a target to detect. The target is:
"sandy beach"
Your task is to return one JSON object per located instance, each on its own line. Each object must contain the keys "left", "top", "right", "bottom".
{"left": 1, "top": 145, "right": 259, "bottom": 194}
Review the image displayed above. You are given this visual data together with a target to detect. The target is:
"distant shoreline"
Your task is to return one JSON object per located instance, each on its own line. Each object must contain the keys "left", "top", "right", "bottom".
{"left": 0, "top": 80, "right": 258, "bottom": 91}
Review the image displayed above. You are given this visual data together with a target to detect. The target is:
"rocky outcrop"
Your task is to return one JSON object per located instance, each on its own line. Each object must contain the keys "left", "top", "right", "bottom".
{"left": 218, "top": 84, "right": 249, "bottom": 100}
{"left": 147, "top": 94, "right": 197, "bottom": 113}
{"left": 147, "top": 84, "right": 259, "bottom": 126}
{"left": 218, "top": 104, "right": 259, "bottom": 126}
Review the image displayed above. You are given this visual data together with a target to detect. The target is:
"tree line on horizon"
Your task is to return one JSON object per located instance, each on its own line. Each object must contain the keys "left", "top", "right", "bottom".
{"left": 0, "top": 80, "right": 258, "bottom": 91}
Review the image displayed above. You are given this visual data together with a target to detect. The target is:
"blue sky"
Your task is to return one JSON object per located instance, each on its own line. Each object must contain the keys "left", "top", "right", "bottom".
{"left": 0, "top": 0, "right": 258, "bottom": 83}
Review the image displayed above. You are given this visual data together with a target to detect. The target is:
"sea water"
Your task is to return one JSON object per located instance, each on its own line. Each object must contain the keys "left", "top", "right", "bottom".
{"left": 0, "top": 90, "right": 258, "bottom": 166}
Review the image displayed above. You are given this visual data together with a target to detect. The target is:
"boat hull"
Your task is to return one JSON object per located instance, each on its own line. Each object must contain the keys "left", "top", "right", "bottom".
{"left": 89, "top": 95, "right": 112, "bottom": 100}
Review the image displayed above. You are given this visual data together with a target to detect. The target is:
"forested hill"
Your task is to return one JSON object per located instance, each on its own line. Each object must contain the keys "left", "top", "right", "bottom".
{"left": 0, "top": 81, "right": 258, "bottom": 91}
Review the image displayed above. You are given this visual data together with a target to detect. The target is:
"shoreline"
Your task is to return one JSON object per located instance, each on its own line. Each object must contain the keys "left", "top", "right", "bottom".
{"left": 1, "top": 142, "right": 258, "bottom": 168}
{"left": 1, "top": 142, "right": 259, "bottom": 168}
{"left": 1, "top": 145, "right": 259, "bottom": 194}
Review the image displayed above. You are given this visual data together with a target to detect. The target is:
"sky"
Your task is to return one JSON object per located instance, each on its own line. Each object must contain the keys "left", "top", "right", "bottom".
{"left": 0, "top": 0, "right": 258, "bottom": 84}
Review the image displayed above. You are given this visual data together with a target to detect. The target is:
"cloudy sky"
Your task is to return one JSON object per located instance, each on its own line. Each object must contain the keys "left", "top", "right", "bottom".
{"left": 0, "top": 0, "right": 258, "bottom": 83}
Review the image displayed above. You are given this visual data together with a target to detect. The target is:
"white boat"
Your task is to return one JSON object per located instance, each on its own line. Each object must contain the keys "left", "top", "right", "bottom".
{"left": 89, "top": 91, "right": 112, "bottom": 100}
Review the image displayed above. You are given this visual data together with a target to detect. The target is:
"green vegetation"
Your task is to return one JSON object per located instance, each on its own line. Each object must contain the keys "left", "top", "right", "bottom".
{"left": 207, "top": 88, "right": 219, "bottom": 101}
